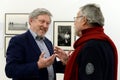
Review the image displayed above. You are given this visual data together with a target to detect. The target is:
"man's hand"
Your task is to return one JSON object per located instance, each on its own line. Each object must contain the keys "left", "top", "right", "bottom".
{"left": 37, "top": 52, "right": 56, "bottom": 69}
{"left": 54, "top": 46, "right": 73, "bottom": 65}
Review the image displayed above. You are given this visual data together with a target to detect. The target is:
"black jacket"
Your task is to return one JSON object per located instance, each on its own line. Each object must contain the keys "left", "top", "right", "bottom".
{"left": 77, "top": 39, "right": 114, "bottom": 80}
{"left": 5, "top": 30, "right": 65, "bottom": 80}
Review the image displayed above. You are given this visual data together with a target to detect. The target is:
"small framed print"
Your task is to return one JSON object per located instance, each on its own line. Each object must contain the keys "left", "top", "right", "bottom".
{"left": 5, "top": 13, "right": 29, "bottom": 35}
{"left": 53, "top": 21, "right": 75, "bottom": 50}
{"left": 4, "top": 36, "right": 13, "bottom": 57}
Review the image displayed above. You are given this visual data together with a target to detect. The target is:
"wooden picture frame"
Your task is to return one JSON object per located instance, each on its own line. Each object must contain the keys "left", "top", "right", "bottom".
{"left": 53, "top": 21, "right": 75, "bottom": 50}
{"left": 4, "top": 36, "right": 13, "bottom": 57}
{"left": 5, "top": 13, "right": 29, "bottom": 35}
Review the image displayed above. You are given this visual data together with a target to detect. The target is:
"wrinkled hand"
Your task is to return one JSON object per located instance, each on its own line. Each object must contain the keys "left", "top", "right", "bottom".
{"left": 37, "top": 52, "right": 56, "bottom": 69}
{"left": 54, "top": 46, "right": 73, "bottom": 65}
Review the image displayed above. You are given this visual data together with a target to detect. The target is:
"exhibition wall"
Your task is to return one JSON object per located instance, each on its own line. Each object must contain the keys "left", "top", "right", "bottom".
{"left": 0, "top": 0, "right": 120, "bottom": 80}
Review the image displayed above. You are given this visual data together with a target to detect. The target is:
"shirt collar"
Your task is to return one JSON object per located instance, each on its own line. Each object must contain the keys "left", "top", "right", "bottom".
{"left": 29, "top": 29, "right": 45, "bottom": 40}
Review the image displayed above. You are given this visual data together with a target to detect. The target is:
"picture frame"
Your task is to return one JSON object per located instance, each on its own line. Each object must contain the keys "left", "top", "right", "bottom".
{"left": 53, "top": 21, "right": 75, "bottom": 50}
{"left": 4, "top": 36, "right": 13, "bottom": 57}
{"left": 5, "top": 13, "right": 29, "bottom": 35}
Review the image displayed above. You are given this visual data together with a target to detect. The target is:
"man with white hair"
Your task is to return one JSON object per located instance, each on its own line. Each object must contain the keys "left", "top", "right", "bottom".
{"left": 55, "top": 3, "right": 118, "bottom": 80}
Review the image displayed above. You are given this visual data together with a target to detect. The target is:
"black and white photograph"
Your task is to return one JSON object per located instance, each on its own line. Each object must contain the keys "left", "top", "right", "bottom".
{"left": 58, "top": 25, "right": 71, "bottom": 46}
{"left": 5, "top": 13, "right": 29, "bottom": 35}
{"left": 53, "top": 21, "right": 75, "bottom": 50}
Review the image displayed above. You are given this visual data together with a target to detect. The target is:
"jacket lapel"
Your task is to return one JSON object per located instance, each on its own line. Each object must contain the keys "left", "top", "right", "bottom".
{"left": 43, "top": 38, "right": 53, "bottom": 56}
{"left": 26, "top": 30, "right": 41, "bottom": 55}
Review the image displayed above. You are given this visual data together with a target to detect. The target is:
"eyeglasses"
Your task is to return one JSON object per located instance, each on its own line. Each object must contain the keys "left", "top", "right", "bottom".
{"left": 74, "top": 16, "right": 83, "bottom": 21}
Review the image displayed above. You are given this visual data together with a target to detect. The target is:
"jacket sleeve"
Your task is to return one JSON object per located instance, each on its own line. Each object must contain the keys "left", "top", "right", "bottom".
{"left": 5, "top": 37, "right": 40, "bottom": 78}
{"left": 77, "top": 40, "right": 114, "bottom": 80}
{"left": 54, "top": 60, "right": 65, "bottom": 73}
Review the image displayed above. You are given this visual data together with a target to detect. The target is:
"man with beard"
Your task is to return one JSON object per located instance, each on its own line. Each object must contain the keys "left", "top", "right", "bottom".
{"left": 54, "top": 3, "right": 118, "bottom": 80}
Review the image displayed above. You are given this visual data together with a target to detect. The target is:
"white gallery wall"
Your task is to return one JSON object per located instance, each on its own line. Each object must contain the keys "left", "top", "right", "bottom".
{"left": 0, "top": 0, "right": 120, "bottom": 80}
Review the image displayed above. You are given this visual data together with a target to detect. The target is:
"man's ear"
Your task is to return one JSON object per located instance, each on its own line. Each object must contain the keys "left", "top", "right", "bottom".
{"left": 81, "top": 16, "right": 87, "bottom": 26}
{"left": 29, "top": 18, "right": 33, "bottom": 23}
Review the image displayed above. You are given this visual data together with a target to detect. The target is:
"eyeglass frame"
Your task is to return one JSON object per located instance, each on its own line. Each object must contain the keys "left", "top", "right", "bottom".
{"left": 74, "top": 16, "right": 83, "bottom": 21}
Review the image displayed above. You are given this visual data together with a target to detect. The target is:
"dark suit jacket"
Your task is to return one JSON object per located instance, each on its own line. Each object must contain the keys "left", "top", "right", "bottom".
{"left": 77, "top": 40, "right": 114, "bottom": 80}
{"left": 5, "top": 30, "right": 64, "bottom": 80}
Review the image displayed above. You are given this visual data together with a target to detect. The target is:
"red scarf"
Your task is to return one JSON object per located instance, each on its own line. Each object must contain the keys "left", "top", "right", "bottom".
{"left": 64, "top": 27, "right": 118, "bottom": 80}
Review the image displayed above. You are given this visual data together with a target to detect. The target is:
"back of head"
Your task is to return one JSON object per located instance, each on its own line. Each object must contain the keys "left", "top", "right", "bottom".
{"left": 29, "top": 8, "right": 52, "bottom": 19}
{"left": 80, "top": 3, "right": 104, "bottom": 27}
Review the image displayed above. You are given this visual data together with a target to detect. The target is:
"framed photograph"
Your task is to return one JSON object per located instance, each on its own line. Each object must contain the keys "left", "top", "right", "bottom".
{"left": 4, "top": 36, "right": 13, "bottom": 57}
{"left": 53, "top": 21, "right": 75, "bottom": 50}
{"left": 5, "top": 13, "right": 29, "bottom": 35}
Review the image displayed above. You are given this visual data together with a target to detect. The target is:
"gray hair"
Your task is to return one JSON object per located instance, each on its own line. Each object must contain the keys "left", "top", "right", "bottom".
{"left": 29, "top": 8, "right": 52, "bottom": 21}
{"left": 80, "top": 3, "right": 104, "bottom": 26}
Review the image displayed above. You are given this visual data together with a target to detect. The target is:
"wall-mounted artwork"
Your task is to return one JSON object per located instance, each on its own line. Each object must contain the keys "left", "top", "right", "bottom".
{"left": 5, "top": 13, "right": 29, "bottom": 35}
{"left": 53, "top": 21, "right": 75, "bottom": 50}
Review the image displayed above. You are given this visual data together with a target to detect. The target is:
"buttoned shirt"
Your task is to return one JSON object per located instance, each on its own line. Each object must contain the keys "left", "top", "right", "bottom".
{"left": 29, "top": 29, "right": 54, "bottom": 80}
